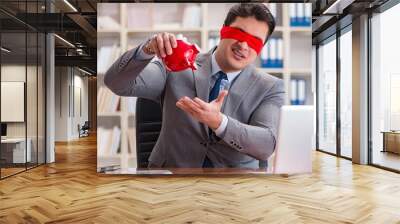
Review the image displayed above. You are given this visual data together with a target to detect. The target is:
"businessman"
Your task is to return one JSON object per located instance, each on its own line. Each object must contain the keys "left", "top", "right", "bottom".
{"left": 104, "top": 3, "right": 285, "bottom": 168}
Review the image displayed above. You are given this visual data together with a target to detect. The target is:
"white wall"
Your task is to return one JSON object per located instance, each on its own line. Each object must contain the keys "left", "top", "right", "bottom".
{"left": 54, "top": 67, "right": 89, "bottom": 141}
{"left": 1, "top": 65, "right": 34, "bottom": 138}
{"left": 71, "top": 73, "right": 89, "bottom": 138}
{"left": 1, "top": 66, "right": 26, "bottom": 132}
{"left": 55, "top": 66, "right": 69, "bottom": 141}
{"left": 2, "top": 64, "right": 47, "bottom": 164}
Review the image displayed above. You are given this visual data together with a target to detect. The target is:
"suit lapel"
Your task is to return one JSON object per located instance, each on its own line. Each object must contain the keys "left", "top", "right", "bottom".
{"left": 193, "top": 50, "right": 213, "bottom": 102}
{"left": 193, "top": 51, "right": 213, "bottom": 136}
{"left": 222, "top": 65, "right": 258, "bottom": 116}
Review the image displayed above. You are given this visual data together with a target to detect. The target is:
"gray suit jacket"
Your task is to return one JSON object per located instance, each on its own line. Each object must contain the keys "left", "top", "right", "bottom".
{"left": 104, "top": 43, "right": 285, "bottom": 168}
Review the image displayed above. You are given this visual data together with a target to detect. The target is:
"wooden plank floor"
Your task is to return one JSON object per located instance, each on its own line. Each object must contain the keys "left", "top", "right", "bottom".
{"left": 1, "top": 135, "right": 400, "bottom": 224}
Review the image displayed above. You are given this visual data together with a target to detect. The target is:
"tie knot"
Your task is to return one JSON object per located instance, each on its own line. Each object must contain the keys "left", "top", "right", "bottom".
{"left": 209, "top": 71, "right": 229, "bottom": 102}
{"left": 216, "top": 71, "right": 228, "bottom": 81}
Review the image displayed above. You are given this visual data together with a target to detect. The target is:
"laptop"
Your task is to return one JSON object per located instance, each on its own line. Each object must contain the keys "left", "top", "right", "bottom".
{"left": 268, "top": 105, "right": 314, "bottom": 174}
{"left": 1, "top": 123, "right": 6, "bottom": 140}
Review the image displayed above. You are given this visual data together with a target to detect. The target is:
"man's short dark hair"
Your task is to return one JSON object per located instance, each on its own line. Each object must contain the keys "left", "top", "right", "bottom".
{"left": 224, "top": 3, "right": 276, "bottom": 43}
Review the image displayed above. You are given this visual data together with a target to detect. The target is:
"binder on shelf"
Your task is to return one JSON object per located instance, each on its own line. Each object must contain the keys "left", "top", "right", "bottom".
{"left": 260, "top": 38, "right": 283, "bottom": 68}
{"left": 268, "top": 3, "right": 277, "bottom": 18}
{"left": 298, "top": 79, "right": 306, "bottom": 105}
{"left": 296, "top": 3, "right": 305, "bottom": 27}
{"left": 289, "top": 4, "right": 297, "bottom": 27}
{"left": 260, "top": 41, "right": 269, "bottom": 68}
{"left": 269, "top": 38, "right": 277, "bottom": 68}
{"left": 277, "top": 38, "right": 283, "bottom": 68}
{"left": 290, "top": 79, "right": 307, "bottom": 105}
{"left": 289, "top": 4, "right": 311, "bottom": 27}
{"left": 290, "top": 79, "right": 298, "bottom": 105}
{"left": 304, "top": 4, "right": 312, "bottom": 27}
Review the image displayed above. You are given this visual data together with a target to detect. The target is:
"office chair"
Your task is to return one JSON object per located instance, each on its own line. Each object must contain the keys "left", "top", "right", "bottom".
{"left": 78, "top": 121, "right": 90, "bottom": 138}
{"left": 135, "top": 98, "right": 163, "bottom": 168}
{"left": 134, "top": 98, "right": 268, "bottom": 169}
{"left": 259, "top": 160, "right": 268, "bottom": 169}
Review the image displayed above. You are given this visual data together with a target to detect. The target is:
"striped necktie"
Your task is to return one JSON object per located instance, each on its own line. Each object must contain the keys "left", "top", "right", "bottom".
{"left": 209, "top": 71, "right": 228, "bottom": 102}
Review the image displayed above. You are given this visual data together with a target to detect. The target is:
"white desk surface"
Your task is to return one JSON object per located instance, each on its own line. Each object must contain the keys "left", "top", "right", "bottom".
{"left": 1, "top": 138, "right": 28, "bottom": 143}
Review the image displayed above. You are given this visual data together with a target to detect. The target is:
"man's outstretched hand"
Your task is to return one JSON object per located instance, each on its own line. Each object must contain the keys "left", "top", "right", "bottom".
{"left": 176, "top": 90, "right": 228, "bottom": 130}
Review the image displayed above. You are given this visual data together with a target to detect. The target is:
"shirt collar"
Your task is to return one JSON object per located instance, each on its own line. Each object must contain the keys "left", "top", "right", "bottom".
{"left": 211, "top": 51, "right": 241, "bottom": 83}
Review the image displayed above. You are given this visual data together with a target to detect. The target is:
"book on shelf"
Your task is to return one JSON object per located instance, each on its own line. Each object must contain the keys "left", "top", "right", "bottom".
{"left": 182, "top": 5, "right": 202, "bottom": 28}
{"left": 289, "top": 3, "right": 312, "bottom": 27}
{"left": 276, "top": 38, "right": 283, "bottom": 68}
{"left": 153, "top": 23, "right": 181, "bottom": 30}
{"left": 290, "top": 79, "right": 306, "bottom": 105}
{"left": 208, "top": 37, "right": 220, "bottom": 51}
{"left": 261, "top": 38, "right": 283, "bottom": 68}
{"left": 127, "top": 128, "right": 136, "bottom": 155}
{"left": 98, "top": 86, "right": 120, "bottom": 113}
{"left": 125, "top": 97, "right": 137, "bottom": 114}
{"left": 98, "top": 126, "right": 121, "bottom": 156}
{"left": 98, "top": 16, "right": 120, "bottom": 30}
{"left": 98, "top": 45, "right": 121, "bottom": 74}
{"left": 266, "top": 3, "right": 277, "bottom": 18}
{"left": 127, "top": 5, "right": 152, "bottom": 29}
{"left": 304, "top": 4, "right": 312, "bottom": 27}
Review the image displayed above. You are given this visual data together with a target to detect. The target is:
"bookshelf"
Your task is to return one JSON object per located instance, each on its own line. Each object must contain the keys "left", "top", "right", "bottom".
{"left": 97, "top": 3, "right": 312, "bottom": 169}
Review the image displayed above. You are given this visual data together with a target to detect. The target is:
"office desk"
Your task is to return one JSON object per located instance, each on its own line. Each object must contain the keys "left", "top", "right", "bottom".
{"left": 1, "top": 138, "right": 31, "bottom": 163}
{"left": 98, "top": 167, "right": 271, "bottom": 175}
{"left": 381, "top": 131, "right": 400, "bottom": 154}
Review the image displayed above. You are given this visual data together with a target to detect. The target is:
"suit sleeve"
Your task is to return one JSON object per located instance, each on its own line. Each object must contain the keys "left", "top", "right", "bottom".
{"left": 104, "top": 40, "right": 167, "bottom": 103}
{"left": 220, "top": 79, "right": 285, "bottom": 161}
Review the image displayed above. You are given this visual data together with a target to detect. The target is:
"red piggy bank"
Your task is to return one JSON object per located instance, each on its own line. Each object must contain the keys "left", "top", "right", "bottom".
{"left": 162, "top": 38, "right": 200, "bottom": 72}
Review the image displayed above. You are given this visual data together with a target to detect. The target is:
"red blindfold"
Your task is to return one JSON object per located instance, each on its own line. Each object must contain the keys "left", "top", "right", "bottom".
{"left": 220, "top": 26, "right": 264, "bottom": 54}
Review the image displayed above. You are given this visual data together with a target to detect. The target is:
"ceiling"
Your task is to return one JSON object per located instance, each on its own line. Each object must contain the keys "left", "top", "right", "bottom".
{"left": 1, "top": 0, "right": 395, "bottom": 73}
{"left": 311, "top": 0, "right": 390, "bottom": 43}
{"left": 0, "top": 0, "right": 97, "bottom": 74}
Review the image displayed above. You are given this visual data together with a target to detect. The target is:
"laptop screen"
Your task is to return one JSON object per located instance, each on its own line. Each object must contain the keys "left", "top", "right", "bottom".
{"left": 1, "top": 123, "right": 7, "bottom": 137}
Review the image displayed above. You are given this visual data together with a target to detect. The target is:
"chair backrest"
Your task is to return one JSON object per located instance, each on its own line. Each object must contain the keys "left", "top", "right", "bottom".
{"left": 82, "top": 121, "right": 90, "bottom": 129}
{"left": 135, "top": 98, "right": 163, "bottom": 168}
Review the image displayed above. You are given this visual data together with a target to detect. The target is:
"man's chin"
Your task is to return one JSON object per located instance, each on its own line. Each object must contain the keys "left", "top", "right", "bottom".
{"left": 227, "top": 61, "right": 245, "bottom": 71}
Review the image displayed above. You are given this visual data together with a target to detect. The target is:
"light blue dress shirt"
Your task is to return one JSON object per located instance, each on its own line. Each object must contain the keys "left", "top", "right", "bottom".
{"left": 209, "top": 52, "right": 241, "bottom": 136}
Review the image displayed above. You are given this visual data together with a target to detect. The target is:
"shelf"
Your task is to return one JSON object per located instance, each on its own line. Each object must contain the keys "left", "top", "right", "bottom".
{"left": 98, "top": 154, "right": 136, "bottom": 159}
{"left": 97, "top": 112, "right": 122, "bottom": 117}
{"left": 127, "top": 28, "right": 202, "bottom": 33}
{"left": 290, "top": 27, "right": 312, "bottom": 33}
{"left": 208, "top": 26, "right": 284, "bottom": 33}
{"left": 98, "top": 29, "right": 121, "bottom": 34}
{"left": 257, "top": 67, "right": 284, "bottom": 74}
{"left": 207, "top": 28, "right": 221, "bottom": 33}
{"left": 290, "top": 68, "right": 312, "bottom": 74}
